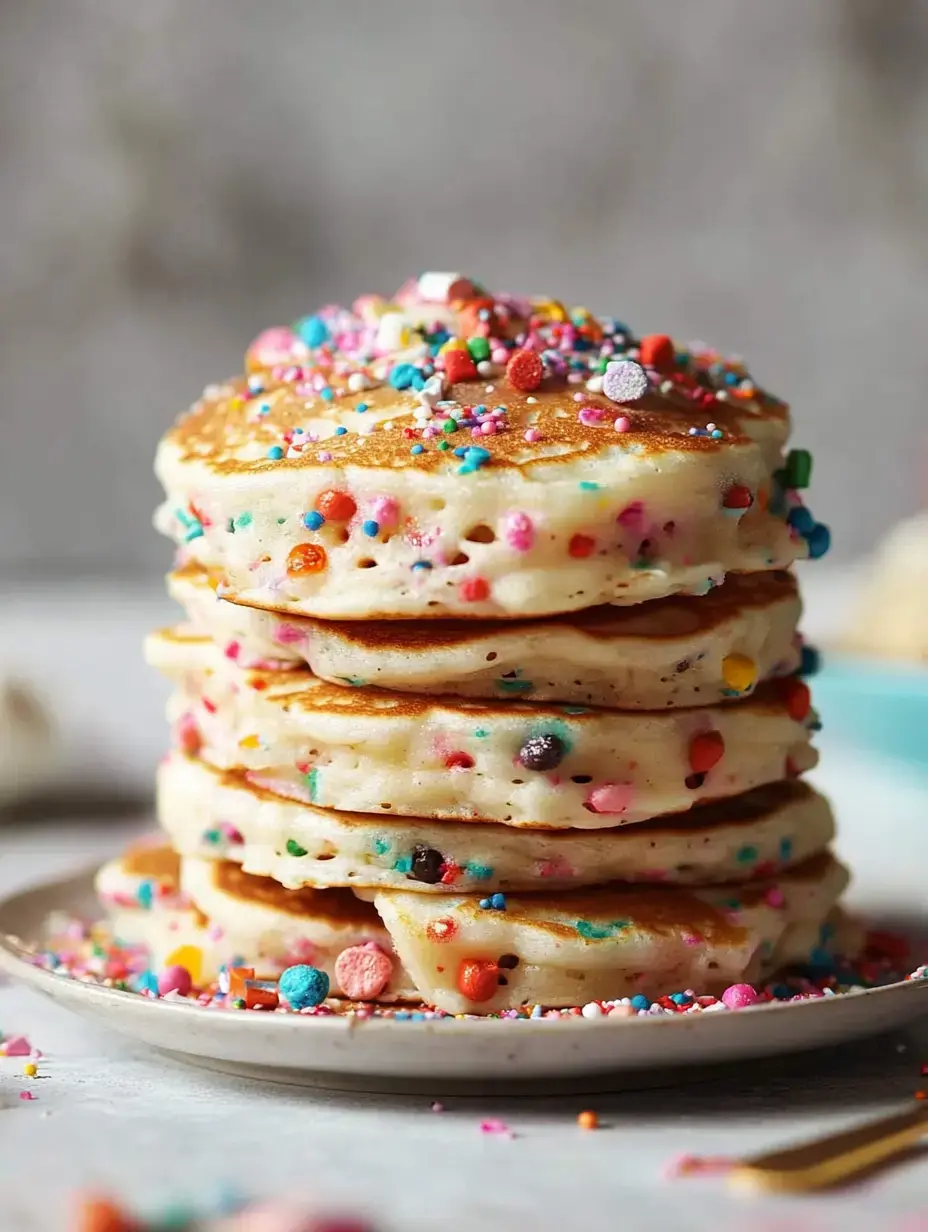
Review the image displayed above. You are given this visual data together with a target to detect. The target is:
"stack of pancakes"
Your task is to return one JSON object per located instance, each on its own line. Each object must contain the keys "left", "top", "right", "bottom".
{"left": 105, "top": 273, "right": 846, "bottom": 1013}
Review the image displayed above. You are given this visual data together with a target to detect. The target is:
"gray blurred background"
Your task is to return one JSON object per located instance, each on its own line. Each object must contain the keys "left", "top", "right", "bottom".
{"left": 2, "top": 0, "right": 928, "bottom": 583}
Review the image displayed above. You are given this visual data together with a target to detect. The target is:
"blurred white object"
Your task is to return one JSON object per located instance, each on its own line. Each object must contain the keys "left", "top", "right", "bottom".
{"left": 0, "top": 678, "right": 57, "bottom": 807}
{"left": 841, "top": 512, "right": 928, "bottom": 663}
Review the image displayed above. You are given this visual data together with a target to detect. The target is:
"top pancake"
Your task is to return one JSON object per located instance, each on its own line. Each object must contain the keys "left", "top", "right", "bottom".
{"left": 155, "top": 273, "right": 823, "bottom": 619}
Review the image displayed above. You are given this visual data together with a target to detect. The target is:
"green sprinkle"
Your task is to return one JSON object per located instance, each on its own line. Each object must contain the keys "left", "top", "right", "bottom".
{"left": 576, "top": 919, "right": 629, "bottom": 940}
{"left": 277, "top": 517, "right": 287, "bottom": 524}
{"left": 233, "top": 512, "right": 253, "bottom": 530}
{"left": 393, "top": 855, "right": 413, "bottom": 874}
{"left": 579, "top": 481, "right": 600, "bottom": 491}
{"left": 473, "top": 728, "right": 491, "bottom": 739}
{"left": 337, "top": 676, "right": 368, "bottom": 687}
{"left": 442, "top": 419, "right": 458, "bottom": 434}
{"left": 785, "top": 448, "right": 812, "bottom": 489}
{"left": 467, "top": 337, "right": 491, "bottom": 362}
{"left": 438, "top": 440, "right": 450, "bottom": 451}
{"left": 736, "top": 845, "right": 759, "bottom": 864}
{"left": 286, "top": 839, "right": 308, "bottom": 857}
{"left": 373, "top": 838, "right": 390, "bottom": 856}
{"left": 466, "top": 862, "right": 493, "bottom": 880}
{"left": 306, "top": 768, "right": 320, "bottom": 803}
{"left": 496, "top": 678, "right": 534, "bottom": 694}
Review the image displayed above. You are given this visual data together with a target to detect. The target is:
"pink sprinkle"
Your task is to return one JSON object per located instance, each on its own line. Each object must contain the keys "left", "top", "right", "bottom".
{"left": 616, "top": 501, "right": 645, "bottom": 528}
{"left": 578, "top": 406, "right": 608, "bottom": 426}
{"left": 614, "top": 416, "right": 630, "bottom": 432}
{"left": 765, "top": 887, "right": 786, "bottom": 908}
{"left": 158, "top": 965, "right": 193, "bottom": 997}
{"left": 480, "top": 1119, "right": 513, "bottom": 1137}
{"left": 585, "top": 782, "right": 634, "bottom": 815}
{"left": 504, "top": 511, "right": 535, "bottom": 553}
{"left": 431, "top": 1101, "right": 445, "bottom": 1113}
{"left": 721, "top": 983, "right": 759, "bottom": 1010}
{"left": 1, "top": 1036, "right": 32, "bottom": 1057}
{"left": 524, "top": 428, "right": 542, "bottom": 443}
{"left": 607, "top": 1005, "right": 635, "bottom": 1019}
{"left": 490, "top": 347, "right": 509, "bottom": 365}
{"left": 18, "top": 1091, "right": 37, "bottom": 1101}
{"left": 224, "top": 640, "right": 241, "bottom": 661}
{"left": 368, "top": 496, "right": 400, "bottom": 528}
{"left": 480, "top": 420, "right": 497, "bottom": 435}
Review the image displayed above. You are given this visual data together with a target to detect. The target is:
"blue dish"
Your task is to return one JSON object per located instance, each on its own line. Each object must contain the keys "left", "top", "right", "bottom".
{"left": 812, "top": 655, "right": 928, "bottom": 771}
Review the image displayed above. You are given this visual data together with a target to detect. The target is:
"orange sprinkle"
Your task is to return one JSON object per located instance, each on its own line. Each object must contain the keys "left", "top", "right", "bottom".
{"left": 287, "top": 543, "right": 328, "bottom": 577}
{"left": 577, "top": 1110, "right": 600, "bottom": 1130}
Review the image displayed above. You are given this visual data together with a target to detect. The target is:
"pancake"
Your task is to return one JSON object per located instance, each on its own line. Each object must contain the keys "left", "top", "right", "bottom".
{"left": 95, "top": 840, "right": 417, "bottom": 998}
{"left": 169, "top": 562, "right": 803, "bottom": 709}
{"left": 146, "top": 628, "right": 819, "bottom": 829}
{"left": 154, "top": 273, "right": 825, "bottom": 620}
{"left": 372, "top": 852, "right": 850, "bottom": 1013}
{"left": 158, "top": 753, "right": 836, "bottom": 892}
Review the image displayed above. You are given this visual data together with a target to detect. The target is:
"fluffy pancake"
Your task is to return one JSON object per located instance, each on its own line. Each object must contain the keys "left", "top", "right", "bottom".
{"left": 372, "top": 853, "right": 850, "bottom": 1013}
{"left": 95, "top": 840, "right": 417, "bottom": 998}
{"left": 154, "top": 273, "right": 823, "bottom": 620}
{"left": 169, "top": 562, "right": 802, "bottom": 708}
{"left": 158, "top": 753, "right": 836, "bottom": 892}
{"left": 147, "top": 629, "right": 819, "bottom": 829}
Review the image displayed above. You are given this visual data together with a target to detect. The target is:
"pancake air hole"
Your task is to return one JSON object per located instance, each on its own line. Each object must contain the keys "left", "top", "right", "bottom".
{"left": 357, "top": 558, "right": 378, "bottom": 569}
{"left": 449, "top": 552, "right": 470, "bottom": 567}
{"left": 464, "top": 524, "right": 496, "bottom": 544}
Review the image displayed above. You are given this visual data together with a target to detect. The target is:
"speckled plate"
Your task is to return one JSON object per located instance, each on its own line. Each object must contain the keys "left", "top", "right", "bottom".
{"left": 1, "top": 867, "right": 926, "bottom": 1088}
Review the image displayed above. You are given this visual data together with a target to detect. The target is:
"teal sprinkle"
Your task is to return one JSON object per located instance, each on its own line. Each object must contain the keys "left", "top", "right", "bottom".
{"left": 474, "top": 728, "right": 491, "bottom": 739}
{"left": 736, "top": 845, "right": 759, "bottom": 864}
{"left": 202, "top": 829, "right": 221, "bottom": 846}
{"left": 496, "top": 678, "right": 534, "bottom": 694}
{"left": 233, "top": 512, "right": 253, "bottom": 530}
{"left": 466, "top": 862, "right": 493, "bottom": 881}
{"left": 576, "top": 918, "right": 629, "bottom": 940}
{"left": 579, "top": 481, "right": 601, "bottom": 491}
{"left": 724, "top": 897, "right": 742, "bottom": 911}
{"left": 306, "top": 768, "right": 320, "bottom": 803}
{"left": 336, "top": 676, "right": 368, "bottom": 687}
{"left": 779, "top": 837, "right": 793, "bottom": 861}
{"left": 393, "top": 856, "right": 413, "bottom": 874}
{"left": 184, "top": 523, "right": 204, "bottom": 544}
{"left": 373, "top": 838, "right": 390, "bottom": 856}
{"left": 137, "top": 880, "right": 154, "bottom": 910}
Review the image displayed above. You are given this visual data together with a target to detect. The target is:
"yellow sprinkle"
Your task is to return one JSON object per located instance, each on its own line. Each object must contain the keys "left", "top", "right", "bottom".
{"left": 23, "top": 1062, "right": 37, "bottom": 1078}
{"left": 722, "top": 653, "right": 757, "bottom": 693}
{"left": 165, "top": 945, "right": 204, "bottom": 985}
{"left": 239, "top": 734, "right": 260, "bottom": 749}
{"left": 438, "top": 338, "right": 468, "bottom": 356}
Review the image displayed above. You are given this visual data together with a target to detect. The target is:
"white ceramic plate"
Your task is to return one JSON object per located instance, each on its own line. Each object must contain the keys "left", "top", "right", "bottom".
{"left": 2, "top": 867, "right": 926, "bottom": 1087}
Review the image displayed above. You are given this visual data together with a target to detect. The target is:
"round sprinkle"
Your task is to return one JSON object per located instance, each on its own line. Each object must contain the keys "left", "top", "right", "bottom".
{"left": 505, "top": 511, "right": 535, "bottom": 552}
{"left": 267, "top": 445, "right": 284, "bottom": 460}
{"left": 614, "top": 415, "right": 631, "bottom": 432}
{"left": 577, "top": 1110, "right": 600, "bottom": 1130}
{"left": 389, "top": 362, "right": 419, "bottom": 390}
{"left": 362, "top": 519, "right": 380, "bottom": 537}
{"left": 638, "top": 334, "right": 675, "bottom": 371}
{"left": 315, "top": 489, "right": 357, "bottom": 522}
{"left": 279, "top": 964, "right": 329, "bottom": 1009}
{"left": 303, "top": 511, "right": 325, "bottom": 530}
{"left": 722, "top": 484, "right": 753, "bottom": 510}
{"left": 334, "top": 944, "right": 393, "bottom": 1001}
{"left": 296, "top": 314, "right": 329, "bottom": 347}
{"left": 518, "top": 733, "right": 567, "bottom": 771}
{"left": 22, "top": 1062, "right": 37, "bottom": 1078}
{"left": 157, "top": 965, "right": 193, "bottom": 997}
{"left": 780, "top": 677, "right": 811, "bottom": 721}
{"left": 457, "top": 958, "right": 500, "bottom": 1003}
{"left": 411, "top": 846, "right": 445, "bottom": 884}
{"left": 506, "top": 348, "right": 544, "bottom": 392}
{"left": 602, "top": 359, "right": 648, "bottom": 404}
{"left": 459, "top": 577, "right": 490, "bottom": 603}
{"left": 689, "top": 731, "right": 725, "bottom": 774}
{"left": 286, "top": 543, "right": 328, "bottom": 576}
{"left": 585, "top": 782, "right": 633, "bottom": 815}
{"left": 721, "top": 983, "right": 759, "bottom": 1010}
{"left": 721, "top": 654, "right": 757, "bottom": 693}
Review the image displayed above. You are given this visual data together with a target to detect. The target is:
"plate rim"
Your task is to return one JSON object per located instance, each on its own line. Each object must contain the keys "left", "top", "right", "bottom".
{"left": 3, "top": 863, "right": 927, "bottom": 1043}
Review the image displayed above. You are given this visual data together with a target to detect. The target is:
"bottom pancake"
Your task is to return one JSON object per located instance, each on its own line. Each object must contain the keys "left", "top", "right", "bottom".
{"left": 371, "top": 852, "right": 851, "bottom": 1014}
{"left": 95, "top": 840, "right": 418, "bottom": 1000}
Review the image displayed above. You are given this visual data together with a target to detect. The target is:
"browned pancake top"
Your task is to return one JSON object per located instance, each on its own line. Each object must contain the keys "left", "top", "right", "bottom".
{"left": 213, "top": 860, "right": 380, "bottom": 926}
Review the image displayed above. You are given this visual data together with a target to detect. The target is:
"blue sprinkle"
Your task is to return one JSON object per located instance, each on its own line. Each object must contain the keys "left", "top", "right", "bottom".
{"left": 770, "top": 983, "right": 792, "bottom": 1000}
{"left": 799, "top": 644, "right": 821, "bottom": 677}
{"left": 579, "top": 481, "right": 600, "bottom": 491}
{"left": 411, "top": 560, "right": 432, "bottom": 570}
{"left": 787, "top": 506, "right": 815, "bottom": 534}
{"left": 631, "top": 994, "right": 651, "bottom": 1010}
{"left": 295, "top": 315, "right": 329, "bottom": 348}
{"left": 779, "top": 837, "right": 794, "bottom": 861}
{"left": 303, "top": 511, "right": 325, "bottom": 530}
{"left": 389, "top": 363, "right": 419, "bottom": 390}
{"left": 453, "top": 447, "right": 468, "bottom": 458}
{"left": 670, "top": 992, "right": 691, "bottom": 1005}
{"left": 279, "top": 964, "right": 329, "bottom": 1009}
{"left": 362, "top": 519, "right": 380, "bottom": 537}
{"left": 320, "top": 388, "right": 335, "bottom": 402}
{"left": 806, "top": 523, "right": 831, "bottom": 559}
{"left": 137, "top": 880, "right": 154, "bottom": 910}
{"left": 267, "top": 445, "right": 284, "bottom": 460}
{"left": 356, "top": 402, "right": 369, "bottom": 413}
{"left": 411, "top": 444, "right": 425, "bottom": 455}
{"left": 710, "top": 428, "right": 724, "bottom": 439}
{"left": 333, "top": 425, "right": 348, "bottom": 436}
{"left": 136, "top": 970, "right": 159, "bottom": 995}
{"left": 479, "top": 893, "right": 507, "bottom": 911}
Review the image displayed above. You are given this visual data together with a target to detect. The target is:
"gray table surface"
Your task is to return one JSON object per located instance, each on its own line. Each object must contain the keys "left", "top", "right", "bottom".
{"left": 2, "top": 574, "right": 927, "bottom": 1232}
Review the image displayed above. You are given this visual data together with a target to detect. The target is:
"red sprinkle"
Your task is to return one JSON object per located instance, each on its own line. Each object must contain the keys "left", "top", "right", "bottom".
{"left": 459, "top": 577, "right": 490, "bottom": 602}
{"left": 638, "top": 334, "right": 675, "bottom": 372}
{"left": 568, "top": 534, "right": 596, "bottom": 558}
{"left": 315, "top": 489, "right": 357, "bottom": 522}
{"left": 444, "top": 349, "right": 479, "bottom": 383}
{"left": 722, "top": 484, "right": 753, "bottom": 509}
{"left": 457, "top": 958, "right": 500, "bottom": 1003}
{"left": 689, "top": 731, "right": 725, "bottom": 774}
{"left": 426, "top": 918, "right": 458, "bottom": 944}
{"left": 445, "top": 751, "right": 475, "bottom": 770}
{"left": 780, "top": 677, "right": 811, "bottom": 721}
{"left": 506, "top": 348, "right": 544, "bottom": 392}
